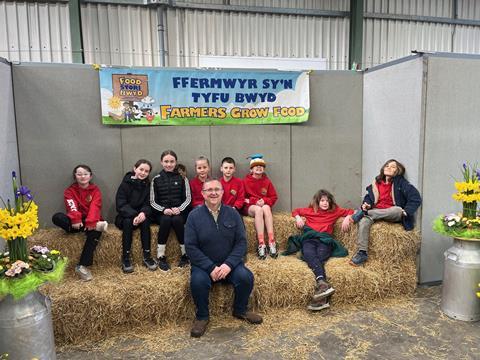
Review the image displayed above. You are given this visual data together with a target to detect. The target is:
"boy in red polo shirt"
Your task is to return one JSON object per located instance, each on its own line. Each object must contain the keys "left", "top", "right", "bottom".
{"left": 219, "top": 157, "right": 245, "bottom": 212}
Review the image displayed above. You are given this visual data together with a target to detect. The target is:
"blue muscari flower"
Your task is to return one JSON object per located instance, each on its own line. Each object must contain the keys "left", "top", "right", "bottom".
{"left": 12, "top": 171, "right": 16, "bottom": 178}
{"left": 477, "top": 170, "right": 480, "bottom": 181}
{"left": 463, "top": 163, "right": 467, "bottom": 171}
{"left": 16, "top": 186, "right": 32, "bottom": 199}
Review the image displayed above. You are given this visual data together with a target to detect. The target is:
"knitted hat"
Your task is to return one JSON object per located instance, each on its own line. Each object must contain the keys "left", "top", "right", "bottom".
{"left": 248, "top": 153, "right": 266, "bottom": 169}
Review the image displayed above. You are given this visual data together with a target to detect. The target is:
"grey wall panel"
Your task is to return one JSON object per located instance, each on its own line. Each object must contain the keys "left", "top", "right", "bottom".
{"left": 210, "top": 125, "right": 291, "bottom": 211}
{"left": 12, "top": 63, "right": 123, "bottom": 226}
{"left": 0, "top": 60, "right": 19, "bottom": 252}
{"left": 11, "top": 63, "right": 363, "bottom": 228}
{"left": 120, "top": 126, "right": 211, "bottom": 179}
{"left": 421, "top": 55, "right": 480, "bottom": 283}
{"left": 363, "top": 57, "right": 424, "bottom": 192}
{"left": 292, "top": 71, "right": 363, "bottom": 211}
{"left": 363, "top": 57, "right": 424, "bottom": 280}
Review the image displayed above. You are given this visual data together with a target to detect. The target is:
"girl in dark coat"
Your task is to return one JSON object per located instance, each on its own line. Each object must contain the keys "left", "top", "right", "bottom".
{"left": 115, "top": 159, "right": 157, "bottom": 273}
{"left": 350, "top": 159, "right": 422, "bottom": 266}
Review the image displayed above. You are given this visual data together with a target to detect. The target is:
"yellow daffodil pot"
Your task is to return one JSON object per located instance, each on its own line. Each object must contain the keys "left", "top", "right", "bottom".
{"left": 441, "top": 237, "right": 480, "bottom": 321}
{"left": 0, "top": 291, "right": 56, "bottom": 359}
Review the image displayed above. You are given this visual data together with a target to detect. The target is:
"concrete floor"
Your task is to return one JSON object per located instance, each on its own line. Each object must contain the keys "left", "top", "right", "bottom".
{"left": 57, "top": 286, "right": 479, "bottom": 359}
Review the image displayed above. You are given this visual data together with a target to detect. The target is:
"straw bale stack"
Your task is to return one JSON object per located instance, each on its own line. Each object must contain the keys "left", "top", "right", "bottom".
{"left": 334, "top": 220, "right": 421, "bottom": 262}
{"left": 43, "top": 254, "right": 417, "bottom": 345}
{"left": 30, "top": 213, "right": 420, "bottom": 345}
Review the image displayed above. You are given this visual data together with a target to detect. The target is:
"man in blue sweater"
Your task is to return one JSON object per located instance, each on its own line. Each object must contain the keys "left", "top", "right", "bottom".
{"left": 185, "top": 178, "right": 262, "bottom": 338}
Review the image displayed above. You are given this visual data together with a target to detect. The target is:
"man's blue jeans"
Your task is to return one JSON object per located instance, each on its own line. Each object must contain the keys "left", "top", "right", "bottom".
{"left": 190, "top": 263, "right": 254, "bottom": 320}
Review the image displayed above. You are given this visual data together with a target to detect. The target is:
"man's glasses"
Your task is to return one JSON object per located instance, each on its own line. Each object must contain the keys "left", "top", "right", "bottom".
{"left": 202, "top": 188, "right": 223, "bottom": 194}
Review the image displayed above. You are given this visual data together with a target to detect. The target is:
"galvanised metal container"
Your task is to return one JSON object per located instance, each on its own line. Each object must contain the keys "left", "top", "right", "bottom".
{"left": 441, "top": 237, "right": 480, "bottom": 321}
{"left": 0, "top": 291, "right": 56, "bottom": 359}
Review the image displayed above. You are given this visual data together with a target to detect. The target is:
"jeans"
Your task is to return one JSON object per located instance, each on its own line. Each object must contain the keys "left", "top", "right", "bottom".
{"left": 190, "top": 263, "right": 254, "bottom": 320}
{"left": 52, "top": 212, "right": 101, "bottom": 266}
{"left": 357, "top": 206, "right": 403, "bottom": 251}
{"left": 302, "top": 238, "right": 333, "bottom": 279}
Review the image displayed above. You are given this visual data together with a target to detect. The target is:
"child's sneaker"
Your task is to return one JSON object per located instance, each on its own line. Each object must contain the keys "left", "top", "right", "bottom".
{"left": 268, "top": 242, "right": 278, "bottom": 258}
{"left": 75, "top": 265, "right": 93, "bottom": 281}
{"left": 157, "top": 256, "right": 170, "bottom": 271}
{"left": 313, "top": 279, "right": 335, "bottom": 300}
{"left": 350, "top": 250, "right": 368, "bottom": 266}
{"left": 95, "top": 220, "right": 108, "bottom": 232}
{"left": 178, "top": 254, "right": 190, "bottom": 268}
{"left": 307, "top": 297, "right": 330, "bottom": 311}
{"left": 351, "top": 209, "right": 365, "bottom": 223}
{"left": 143, "top": 256, "right": 158, "bottom": 271}
{"left": 122, "top": 256, "right": 134, "bottom": 273}
{"left": 257, "top": 245, "right": 267, "bottom": 260}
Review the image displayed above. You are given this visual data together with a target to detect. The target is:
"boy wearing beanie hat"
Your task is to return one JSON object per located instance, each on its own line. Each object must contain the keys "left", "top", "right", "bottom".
{"left": 243, "top": 154, "right": 278, "bottom": 259}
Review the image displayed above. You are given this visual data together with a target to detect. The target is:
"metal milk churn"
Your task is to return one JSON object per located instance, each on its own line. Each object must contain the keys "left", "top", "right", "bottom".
{"left": 0, "top": 291, "right": 56, "bottom": 359}
{"left": 441, "top": 238, "right": 480, "bottom": 321}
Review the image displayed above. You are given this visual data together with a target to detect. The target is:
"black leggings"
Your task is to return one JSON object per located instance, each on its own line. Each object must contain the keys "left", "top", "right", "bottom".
{"left": 52, "top": 212, "right": 101, "bottom": 266}
{"left": 154, "top": 213, "right": 185, "bottom": 245}
{"left": 116, "top": 216, "right": 151, "bottom": 257}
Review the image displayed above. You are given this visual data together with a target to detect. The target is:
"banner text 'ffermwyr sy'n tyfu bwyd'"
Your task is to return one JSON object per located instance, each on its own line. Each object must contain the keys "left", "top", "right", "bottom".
{"left": 99, "top": 67, "right": 309, "bottom": 125}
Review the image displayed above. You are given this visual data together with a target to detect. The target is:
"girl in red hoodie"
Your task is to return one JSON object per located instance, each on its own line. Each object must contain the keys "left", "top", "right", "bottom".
{"left": 52, "top": 164, "right": 107, "bottom": 281}
{"left": 243, "top": 154, "right": 278, "bottom": 259}
{"left": 292, "top": 189, "right": 353, "bottom": 311}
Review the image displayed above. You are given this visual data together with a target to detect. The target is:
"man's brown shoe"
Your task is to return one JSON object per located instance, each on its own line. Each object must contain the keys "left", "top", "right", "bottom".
{"left": 233, "top": 311, "right": 263, "bottom": 324}
{"left": 190, "top": 319, "right": 209, "bottom": 338}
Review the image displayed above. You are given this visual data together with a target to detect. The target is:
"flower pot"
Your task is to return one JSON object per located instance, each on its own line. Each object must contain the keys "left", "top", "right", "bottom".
{"left": 441, "top": 237, "right": 480, "bottom": 321}
{"left": 0, "top": 291, "right": 56, "bottom": 359}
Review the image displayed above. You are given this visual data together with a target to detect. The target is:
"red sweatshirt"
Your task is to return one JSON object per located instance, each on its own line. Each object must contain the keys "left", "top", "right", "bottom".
{"left": 64, "top": 183, "right": 103, "bottom": 228}
{"left": 243, "top": 173, "right": 278, "bottom": 209}
{"left": 292, "top": 206, "right": 353, "bottom": 235}
{"left": 220, "top": 176, "right": 245, "bottom": 210}
{"left": 190, "top": 176, "right": 205, "bottom": 208}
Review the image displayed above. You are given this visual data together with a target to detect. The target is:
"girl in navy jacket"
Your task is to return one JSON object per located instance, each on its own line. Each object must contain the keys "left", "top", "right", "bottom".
{"left": 350, "top": 159, "right": 422, "bottom": 266}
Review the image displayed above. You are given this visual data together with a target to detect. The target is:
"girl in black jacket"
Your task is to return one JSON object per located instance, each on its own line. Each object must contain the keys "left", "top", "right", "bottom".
{"left": 150, "top": 150, "right": 191, "bottom": 271}
{"left": 115, "top": 159, "right": 157, "bottom": 273}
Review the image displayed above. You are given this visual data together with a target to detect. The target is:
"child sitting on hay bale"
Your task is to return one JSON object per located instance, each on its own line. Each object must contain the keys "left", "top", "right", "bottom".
{"left": 288, "top": 189, "right": 353, "bottom": 311}
{"left": 189, "top": 156, "right": 211, "bottom": 208}
{"left": 242, "top": 154, "right": 278, "bottom": 260}
{"left": 150, "top": 150, "right": 191, "bottom": 271}
{"left": 349, "top": 159, "right": 422, "bottom": 266}
{"left": 219, "top": 157, "right": 245, "bottom": 213}
{"left": 115, "top": 159, "right": 157, "bottom": 273}
{"left": 52, "top": 164, "right": 108, "bottom": 281}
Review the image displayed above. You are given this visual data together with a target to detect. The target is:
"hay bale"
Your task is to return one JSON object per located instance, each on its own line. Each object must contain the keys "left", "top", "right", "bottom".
{"left": 325, "top": 258, "right": 417, "bottom": 305}
{"left": 244, "top": 212, "right": 300, "bottom": 254}
{"left": 29, "top": 227, "right": 183, "bottom": 271}
{"left": 333, "top": 219, "right": 421, "bottom": 262}
{"left": 45, "top": 254, "right": 416, "bottom": 345}
{"left": 44, "top": 267, "right": 192, "bottom": 345}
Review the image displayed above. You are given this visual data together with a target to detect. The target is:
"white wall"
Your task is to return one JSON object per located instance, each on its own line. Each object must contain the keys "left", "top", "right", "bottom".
{"left": 0, "top": 59, "right": 20, "bottom": 251}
